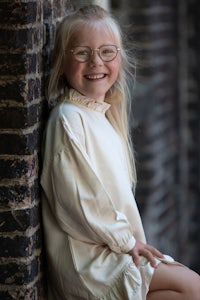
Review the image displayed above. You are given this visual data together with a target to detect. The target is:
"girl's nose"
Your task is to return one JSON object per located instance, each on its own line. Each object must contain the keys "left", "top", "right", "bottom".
{"left": 89, "top": 51, "right": 103, "bottom": 66}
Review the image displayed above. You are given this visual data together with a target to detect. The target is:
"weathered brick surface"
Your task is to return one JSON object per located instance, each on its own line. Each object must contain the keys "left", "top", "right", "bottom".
{"left": 0, "top": 229, "right": 41, "bottom": 258}
{"left": 0, "top": 105, "right": 42, "bottom": 129}
{"left": 0, "top": 2, "right": 38, "bottom": 25}
{"left": 0, "top": 156, "right": 37, "bottom": 180}
{"left": 0, "top": 130, "right": 40, "bottom": 155}
{"left": 0, "top": 277, "right": 46, "bottom": 299}
{"left": 0, "top": 0, "right": 69, "bottom": 298}
{"left": 0, "top": 0, "right": 72, "bottom": 297}
{"left": 0, "top": 181, "right": 39, "bottom": 209}
{"left": 0, "top": 54, "right": 37, "bottom": 76}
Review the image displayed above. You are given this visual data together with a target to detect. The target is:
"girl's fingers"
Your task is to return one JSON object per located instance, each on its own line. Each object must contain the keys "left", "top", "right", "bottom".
{"left": 130, "top": 241, "right": 164, "bottom": 268}
{"left": 144, "top": 250, "right": 158, "bottom": 268}
{"left": 146, "top": 245, "right": 163, "bottom": 256}
{"left": 137, "top": 248, "right": 157, "bottom": 267}
{"left": 133, "top": 249, "right": 157, "bottom": 268}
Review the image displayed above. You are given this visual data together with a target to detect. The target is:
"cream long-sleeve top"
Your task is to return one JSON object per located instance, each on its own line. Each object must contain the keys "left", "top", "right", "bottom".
{"left": 40, "top": 89, "right": 155, "bottom": 300}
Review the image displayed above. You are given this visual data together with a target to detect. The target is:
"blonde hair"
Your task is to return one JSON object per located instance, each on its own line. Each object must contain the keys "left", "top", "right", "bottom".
{"left": 48, "top": 4, "right": 137, "bottom": 187}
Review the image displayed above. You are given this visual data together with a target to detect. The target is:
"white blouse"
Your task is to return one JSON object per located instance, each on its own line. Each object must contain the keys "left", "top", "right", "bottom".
{"left": 41, "top": 89, "right": 158, "bottom": 300}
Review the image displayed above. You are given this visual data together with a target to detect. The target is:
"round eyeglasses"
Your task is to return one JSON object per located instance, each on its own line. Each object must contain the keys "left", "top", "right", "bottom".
{"left": 69, "top": 45, "right": 120, "bottom": 62}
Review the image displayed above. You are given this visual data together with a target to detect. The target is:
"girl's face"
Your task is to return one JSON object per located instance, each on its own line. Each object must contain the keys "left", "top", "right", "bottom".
{"left": 63, "top": 23, "right": 121, "bottom": 102}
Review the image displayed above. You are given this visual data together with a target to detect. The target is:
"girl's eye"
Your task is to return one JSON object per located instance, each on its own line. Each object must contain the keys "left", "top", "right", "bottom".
{"left": 77, "top": 50, "right": 90, "bottom": 56}
{"left": 102, "top": 48, "right": 114, "bottom": 54}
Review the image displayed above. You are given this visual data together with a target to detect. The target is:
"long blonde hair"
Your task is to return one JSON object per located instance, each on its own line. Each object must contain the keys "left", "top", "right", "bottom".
{"left": 48, "top": 4, "right": 137, "bottom": 187}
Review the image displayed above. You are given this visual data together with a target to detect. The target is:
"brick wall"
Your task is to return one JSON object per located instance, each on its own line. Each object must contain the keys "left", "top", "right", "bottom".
{"left": 0, "top": 0, "right": 71, "bottom": 298}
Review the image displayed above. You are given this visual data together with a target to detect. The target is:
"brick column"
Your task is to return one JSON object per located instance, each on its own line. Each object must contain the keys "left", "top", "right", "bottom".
{"left": 0, "top": 1, "right": 45, "bottom": 298}
{"left": 0, "top": 0, "right": 71, "bottom": 298}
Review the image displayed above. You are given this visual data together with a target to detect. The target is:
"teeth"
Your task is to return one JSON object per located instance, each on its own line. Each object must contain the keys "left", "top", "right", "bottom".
{"left": 86, "top": 74, "right": 105, "bottom": 79}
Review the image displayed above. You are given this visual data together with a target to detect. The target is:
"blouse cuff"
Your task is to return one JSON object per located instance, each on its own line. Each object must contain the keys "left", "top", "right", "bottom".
{"left": 110, "top": 236, "right": 136, "bottom": 254}
{"left": 121, "top": 236, "right": 136, "bottom": 253}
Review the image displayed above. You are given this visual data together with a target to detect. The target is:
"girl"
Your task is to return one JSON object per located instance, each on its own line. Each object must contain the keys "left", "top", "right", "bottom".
{"left": 41, "top": 4, "right": 200, "bottom": 300}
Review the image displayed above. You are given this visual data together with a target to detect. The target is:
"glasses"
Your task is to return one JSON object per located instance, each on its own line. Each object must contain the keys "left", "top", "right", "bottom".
{"left": 69, "top": 45, "right": 120, "bottom": 62}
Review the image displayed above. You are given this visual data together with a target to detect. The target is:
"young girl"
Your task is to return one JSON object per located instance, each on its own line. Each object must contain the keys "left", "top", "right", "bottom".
{"left": 41, "top": 4, "right": 200, "bottom": 300}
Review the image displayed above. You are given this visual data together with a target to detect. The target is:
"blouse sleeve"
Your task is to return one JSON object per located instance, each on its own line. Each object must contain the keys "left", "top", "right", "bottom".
{"left": 41, "top": 114, "right": 136, "bottom": 254}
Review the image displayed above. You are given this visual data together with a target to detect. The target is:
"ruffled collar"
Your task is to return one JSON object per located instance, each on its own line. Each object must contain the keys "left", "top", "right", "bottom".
{"left": 66, "top": 89, "right": 111, "bottom": 114}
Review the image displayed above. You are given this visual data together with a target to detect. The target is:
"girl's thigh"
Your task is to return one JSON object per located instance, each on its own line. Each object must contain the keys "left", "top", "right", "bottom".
{"left": 149, "top": 262, "right": 200, "bottom": 294}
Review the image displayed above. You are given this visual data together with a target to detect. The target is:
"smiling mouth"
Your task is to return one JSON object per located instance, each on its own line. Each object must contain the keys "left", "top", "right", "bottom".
{"left": 84, "top": 74, "right": 106, "bottom": 80}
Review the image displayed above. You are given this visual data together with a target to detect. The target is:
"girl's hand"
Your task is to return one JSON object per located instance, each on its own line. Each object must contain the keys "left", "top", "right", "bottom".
{"left": 128, "top": 240, "right": 164, "bottom": 268}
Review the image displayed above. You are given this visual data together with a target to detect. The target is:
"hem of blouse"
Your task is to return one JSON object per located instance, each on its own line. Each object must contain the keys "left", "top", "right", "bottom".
{"left": 96, "top": 260, "right": 140, "bottom": 300}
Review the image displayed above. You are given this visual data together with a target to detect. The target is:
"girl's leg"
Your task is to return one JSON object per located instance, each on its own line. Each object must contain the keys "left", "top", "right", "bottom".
{"left": 147, "top": 262, "right": 200, "bottom": 300}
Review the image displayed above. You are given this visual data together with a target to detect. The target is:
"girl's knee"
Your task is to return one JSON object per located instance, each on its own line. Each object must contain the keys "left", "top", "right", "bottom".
{"left": 150, "top": 262, "right": 200, "bottom": 300}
